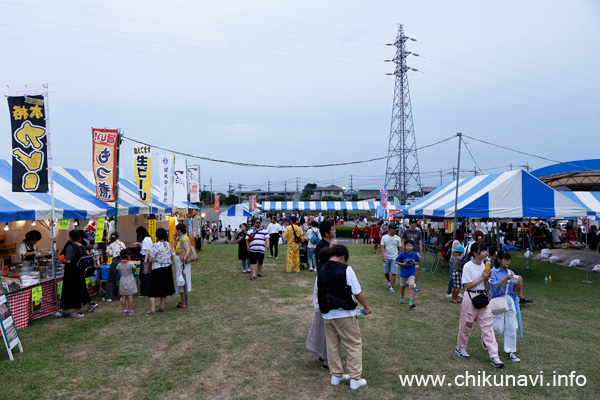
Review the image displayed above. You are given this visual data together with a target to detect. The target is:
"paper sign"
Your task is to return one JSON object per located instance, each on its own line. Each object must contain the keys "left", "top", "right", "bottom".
{"left": 148, "top": 219, "right": 157, "bottom": 243}
{"left": 57, "top": 281, "right": 63, "bottom": 299}
{"left": 31, "top": 286, "right": 42, "bottom": 305}
{"left": 57, "top": 219, "right": 70, "bottom": 230}
{"left": 85, "top": 277, "right": 90, "bottom": 287}
{"left": 135, "top": 267, "right": 140, "bottom": 275}
{"left": 95, "top": 218, "right": 105, "bottom": 243}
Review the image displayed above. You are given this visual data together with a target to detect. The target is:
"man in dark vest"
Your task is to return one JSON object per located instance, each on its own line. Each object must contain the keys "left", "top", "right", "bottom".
{"left": 317, "top": 245, "right": 372, "bottom": 390}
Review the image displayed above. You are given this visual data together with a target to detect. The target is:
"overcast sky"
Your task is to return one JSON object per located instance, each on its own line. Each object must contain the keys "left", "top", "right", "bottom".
{"left": 2, "top": 0, "right": 599, "bottom": 196}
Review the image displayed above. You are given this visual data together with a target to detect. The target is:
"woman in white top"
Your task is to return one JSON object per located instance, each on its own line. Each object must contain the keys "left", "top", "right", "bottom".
{"left": 454, "top": 242, "right": 504, "bottom": 368}
{"left": 136, "top": 226, "right": 153, "bottom": 297}
{"left": 102, "top": 232, "right": 127, "bottom": 302}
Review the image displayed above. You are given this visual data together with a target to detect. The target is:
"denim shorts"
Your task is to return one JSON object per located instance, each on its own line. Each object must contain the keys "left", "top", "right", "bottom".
{"left": 383, "top": 259, "right": 398, "bottom": 274}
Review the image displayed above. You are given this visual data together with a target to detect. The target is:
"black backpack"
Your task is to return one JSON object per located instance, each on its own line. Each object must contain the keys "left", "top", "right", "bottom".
{"left": 72, "top": 244, "right": 96, "bottom": 278}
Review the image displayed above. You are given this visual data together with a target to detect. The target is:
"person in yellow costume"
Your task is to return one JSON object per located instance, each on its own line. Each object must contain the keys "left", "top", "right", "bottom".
{"left": 283, "top": 216, "right": 305, "bottom": 273}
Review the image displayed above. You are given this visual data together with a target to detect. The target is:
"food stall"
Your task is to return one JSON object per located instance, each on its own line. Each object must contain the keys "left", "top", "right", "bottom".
{"left": 0, "top": 159, "right": 198, "bottom": 330}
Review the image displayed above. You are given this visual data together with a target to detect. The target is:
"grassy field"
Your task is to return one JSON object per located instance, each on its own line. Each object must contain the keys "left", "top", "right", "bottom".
{"left": 1, "top": 244, "right": 599, "bottom": 399}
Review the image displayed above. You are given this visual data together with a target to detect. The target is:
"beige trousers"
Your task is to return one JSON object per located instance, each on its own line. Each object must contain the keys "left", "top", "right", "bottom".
{"left": 324, "top": 316, "right": 362, "bottom": 380}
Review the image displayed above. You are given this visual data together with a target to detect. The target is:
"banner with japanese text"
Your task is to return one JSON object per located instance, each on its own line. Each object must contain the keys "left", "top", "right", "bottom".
{"left": 380, "top": 189, "right": 388, "bottom": 209}
{"left": 158, "top": 154, "right": 174, "bottom": 205}
{"left": 187, "top": 166, "right": 199, "bottom": 203}
{"left": 133, "top": 146, "right": 152, "bottom": 204}
{"left": 249, "top": 195, "right": 257, "bottom": 212}
{"left": 173, "top": 158, "right": 188, "bottom": 204}
{"left": 214, "top": 195, "right": 220, "bottom": 212}
{"left": 8, "top": 95, "right": 48, "bottom": 192}
{"left": 92, "top": 128, "right": 119, "bottom": 202}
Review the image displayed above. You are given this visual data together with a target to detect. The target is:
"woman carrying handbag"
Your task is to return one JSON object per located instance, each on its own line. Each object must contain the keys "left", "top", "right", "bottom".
{"left": 489, "top": 251, "right": 521, "bottom": 363}
{"left": 454, "top": 242, "right": 504, "bottom": 368}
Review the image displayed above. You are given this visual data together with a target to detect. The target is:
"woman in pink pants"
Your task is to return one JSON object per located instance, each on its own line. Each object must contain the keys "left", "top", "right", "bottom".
{"left": 454, "top": 242, "right": 504, "bottom": 368}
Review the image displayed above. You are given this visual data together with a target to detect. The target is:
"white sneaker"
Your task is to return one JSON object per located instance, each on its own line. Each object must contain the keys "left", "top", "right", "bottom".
{"left": 490, "top": 357, "right": 504, "bottom": 368}
{"left": 389, "top": 287, "right": 395, "bottom": 293}
{"left": 268, "top": 255, "right": 272, "bottom": 258}
{"left": 445, "top": 294, "right": 452, "bottom": 298}
{"left": 458, "top": 293, "right": 464, "bottom": 298}
{"left": 102, "top": 298, "right": 112, "bottom": 302}
{"left": 387, "top": 282, "right": 391, "bottom": 289}
{"left": 506, "top": 352, "right": 521, "bottom": 363}
{"left": 331, "top": 374, "right": 350, "bottom": 386}
{"left": 455, "top": 347, "right": 470, "bottom": 358}
{"left": 69, "top": 311, "right": 85, "bottom": 318}
{"left": 350, "top": 378, "right": 367, "bottom": 390}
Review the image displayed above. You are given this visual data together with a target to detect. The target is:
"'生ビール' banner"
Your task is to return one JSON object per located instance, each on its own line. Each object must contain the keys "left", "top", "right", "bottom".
{"left": 8, "top": 95, "right": 48, "bottom": 192}
{"left": 133, "top": 146, "right": 152, "bottom": 204}
{"left": 92, "top": 128, "right": 119, "bottom": 202}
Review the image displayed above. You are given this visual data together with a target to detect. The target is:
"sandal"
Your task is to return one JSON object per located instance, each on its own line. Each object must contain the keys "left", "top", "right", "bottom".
{"left": 175, "top": 304, "right": 187, "bottom": 309}
{"left": 158, "top": 308, "right": 165, "bottom": 312}
{"left": 146, "top": 310, "right": 156, "bottom": 315}
{"left": 520, "top": 297, "right": 533, "bottom": 303}
{"left": 450, "top": 300, "right": 460, "bottom": 304}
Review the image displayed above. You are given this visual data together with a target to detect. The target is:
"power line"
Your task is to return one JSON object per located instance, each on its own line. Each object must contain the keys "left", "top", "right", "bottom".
{"left": 122, "top": 134, "right": 456, "bottom": 168}
{"left": 461, "top": 139, "right": 483, "bottom": 175}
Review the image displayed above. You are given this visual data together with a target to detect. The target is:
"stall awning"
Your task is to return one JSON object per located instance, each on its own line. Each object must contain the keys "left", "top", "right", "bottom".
{"left": 559, "top": 192, "right": 600, "bottom": 218}
{"left": 0, "top": 159, "right": 197, "bottom": 223}
{"left": 261, "top": 201, "right": 380, "bottom": 211}
{"left": 406, "top": 169, "right": 587, "bottom": 219}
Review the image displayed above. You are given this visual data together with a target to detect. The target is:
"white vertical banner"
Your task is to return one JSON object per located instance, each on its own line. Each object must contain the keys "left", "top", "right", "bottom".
{"left": 158, "top": 153, "right": 174, "bottom": 205}
{"left": 173, "top": 157, "right": 188, "bottom": 204}
{"left": 187, "top": 165, "right": 199, "bottom": 203}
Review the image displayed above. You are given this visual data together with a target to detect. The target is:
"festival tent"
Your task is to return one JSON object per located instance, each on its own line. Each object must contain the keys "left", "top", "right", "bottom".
{"left": 375, "top": 204, "right": 406, "bottom": 219}
{"left": 219, "top": 203, "right": 259, "bottom": 230}
{"left": 262, "top": 201, "right": 380, "bottom": 211}
{"left": 559, "top": 192, "right": 600, "bottom": 219}
{"left": 406, "top": 169, "right": 587, "bottom": 219}
{"left": 0, "top": 159, "right": 196, "bottom": 223}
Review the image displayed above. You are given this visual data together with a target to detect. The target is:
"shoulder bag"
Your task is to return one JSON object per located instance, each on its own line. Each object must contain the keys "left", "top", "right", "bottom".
{"left": 467, "top": 290, "right": 489, "bottom": 309}
{"left": 489, "top": 277, "right": 510, "bottom": 314}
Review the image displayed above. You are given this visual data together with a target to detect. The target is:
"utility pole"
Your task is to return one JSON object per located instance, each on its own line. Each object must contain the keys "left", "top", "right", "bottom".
{"left": 509, "top": 163, "right": 513, "bottom": 171}
{"left": 296, "top": 177, "right": 299, "bottom": 201}
{"left": 350, "top": 174, "right": 354, "bottom": 191}
{"left": 384, "top": 24, "right": 422, "bottom": 204}
{"left": 474, "top": 168, "right": 478, "bottom": 176}
{"left": 440, "top": 170, "right": 443, "bottom": 186}
{"left": 238, "top": 184, "right": 242, "bottom": 204}
{"left": 453, "top": 133, "right": 463, "bottom": 234}
{"left": 210, "top": 178, "right": 213, "bottom": 204}
{"left": 268, "top": 180, "right": 270, "bottom": 193}
{"left": 285, "top": 181, "right": 287, "bottom": 201}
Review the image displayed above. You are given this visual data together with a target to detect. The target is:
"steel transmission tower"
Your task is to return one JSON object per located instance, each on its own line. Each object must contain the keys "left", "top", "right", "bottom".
{"left": 384, "top": 24, "right": 422, "bottom": 204}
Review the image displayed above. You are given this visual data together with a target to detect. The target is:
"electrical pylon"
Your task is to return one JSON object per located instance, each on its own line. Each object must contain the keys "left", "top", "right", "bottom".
{"left": 384, "top": 24, "right": 422, "bottom": 204}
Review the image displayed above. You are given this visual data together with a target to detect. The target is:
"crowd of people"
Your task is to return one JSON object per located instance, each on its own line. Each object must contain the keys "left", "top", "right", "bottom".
{"left": 49, "top": 222, "right": 196, "bottom": 318}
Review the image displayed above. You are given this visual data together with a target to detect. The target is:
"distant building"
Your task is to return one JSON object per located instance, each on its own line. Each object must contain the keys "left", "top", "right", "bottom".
{"left": 239, "top": 189, "right": 299, "bottom": 202}
{"left": 344, "top": 189, "right": 358, "bottom": 201}
{"left": 357, "top": 190, "right": 380, "bottom": 201}
{"left": 310, "top": 185, "right": 344, "bottom": 200}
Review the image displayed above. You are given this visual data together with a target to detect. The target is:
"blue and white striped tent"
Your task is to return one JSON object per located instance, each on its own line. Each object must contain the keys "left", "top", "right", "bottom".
{"left": 261, "top": 201, "right": 380, "bottom": 211}
{"left": 559, "top": 192, "right": 600, "bottom": 218}
{"left": 224, "top": 203, "right": 260, "bottom": 217}
{"left": 375, "top": 204, "right": 406, "bottom": 219}
{"left": 406, "top": 170, "right": 587, "bottom": 219}
{"left": 0, "top": 159, "right": 197, "bottom": 223}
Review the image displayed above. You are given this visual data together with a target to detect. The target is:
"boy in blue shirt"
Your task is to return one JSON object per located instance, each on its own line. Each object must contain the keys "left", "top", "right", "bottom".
{"left": 395, "top": 240, "right": 420, "bottom": 309}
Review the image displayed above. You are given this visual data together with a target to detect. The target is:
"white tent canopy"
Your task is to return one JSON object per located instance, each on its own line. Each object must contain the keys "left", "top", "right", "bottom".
{"left": 0, "top": 159, "right": 196, "bottom": 223}
{"left": 262, "top": 201, "right": 380, "bottom": 211}
{"left": 406, "top": 170, "right": 587, "bottom": 219}
{"left": 219, "top": 203, "right": 259, "bottom": 231}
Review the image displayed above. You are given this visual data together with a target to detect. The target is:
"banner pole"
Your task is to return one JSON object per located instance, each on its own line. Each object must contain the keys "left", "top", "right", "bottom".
{"left": 43, "top": 84, "right": 59, "bottom": 313}
{"left": 452, "top": 133, "right": 462, "bottom": 233}
{"left": 114, "top": 129, "right": 121, "bottom": 232}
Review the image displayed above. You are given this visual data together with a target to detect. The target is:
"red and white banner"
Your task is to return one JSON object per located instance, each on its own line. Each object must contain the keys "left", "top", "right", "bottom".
{"left": 249, "top": 195, "right": 257, "bottom": 212}
{"left": 380, "top": 189, "right": 388, "bottom": 209}
{"left": 213, "top": 195, "right": 220, "bottom": 212}
{"left": 92, "top": 128, "right": 119, "bottom": 202}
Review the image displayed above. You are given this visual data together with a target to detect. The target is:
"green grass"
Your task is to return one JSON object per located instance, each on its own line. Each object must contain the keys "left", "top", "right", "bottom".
{"left": 1, "top": 245, "right": 598, "bottom": 399}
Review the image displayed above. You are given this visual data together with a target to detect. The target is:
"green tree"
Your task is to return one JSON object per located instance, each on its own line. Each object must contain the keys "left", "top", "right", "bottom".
{"left": 301, "top": 183, "right": 317, "bottom": 200}
{"left": 225, "top": 194, "right": 239, "bottom": 205}
{"left": 200, "top": 190, "right": 212, "bottom": 205}
{"left": 270, "top": 195, "right": 286, "bottom": 201}
{"left": 321, "top": 196, "right": 342, "bottom": 201}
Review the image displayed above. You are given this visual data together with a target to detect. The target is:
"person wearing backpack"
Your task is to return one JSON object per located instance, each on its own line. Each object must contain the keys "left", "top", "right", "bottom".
{"left": 306, "top": 221, "right": 321, "bottom": 272}
{"left": 60, "top": 229, "right": 97, "bottom": 318}
{"left": 283, "top": 216, "right": 305, "bottom": 273}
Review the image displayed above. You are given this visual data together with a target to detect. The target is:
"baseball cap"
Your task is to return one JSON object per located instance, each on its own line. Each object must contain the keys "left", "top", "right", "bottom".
{"left": 388, "top": 224, "right": 398, "bottom": 230}
{"left": 453, "top": 244, "right": 464, "bottom": 253}
{"left": 409, "top": 218, "right": 418, "bottom": 223}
